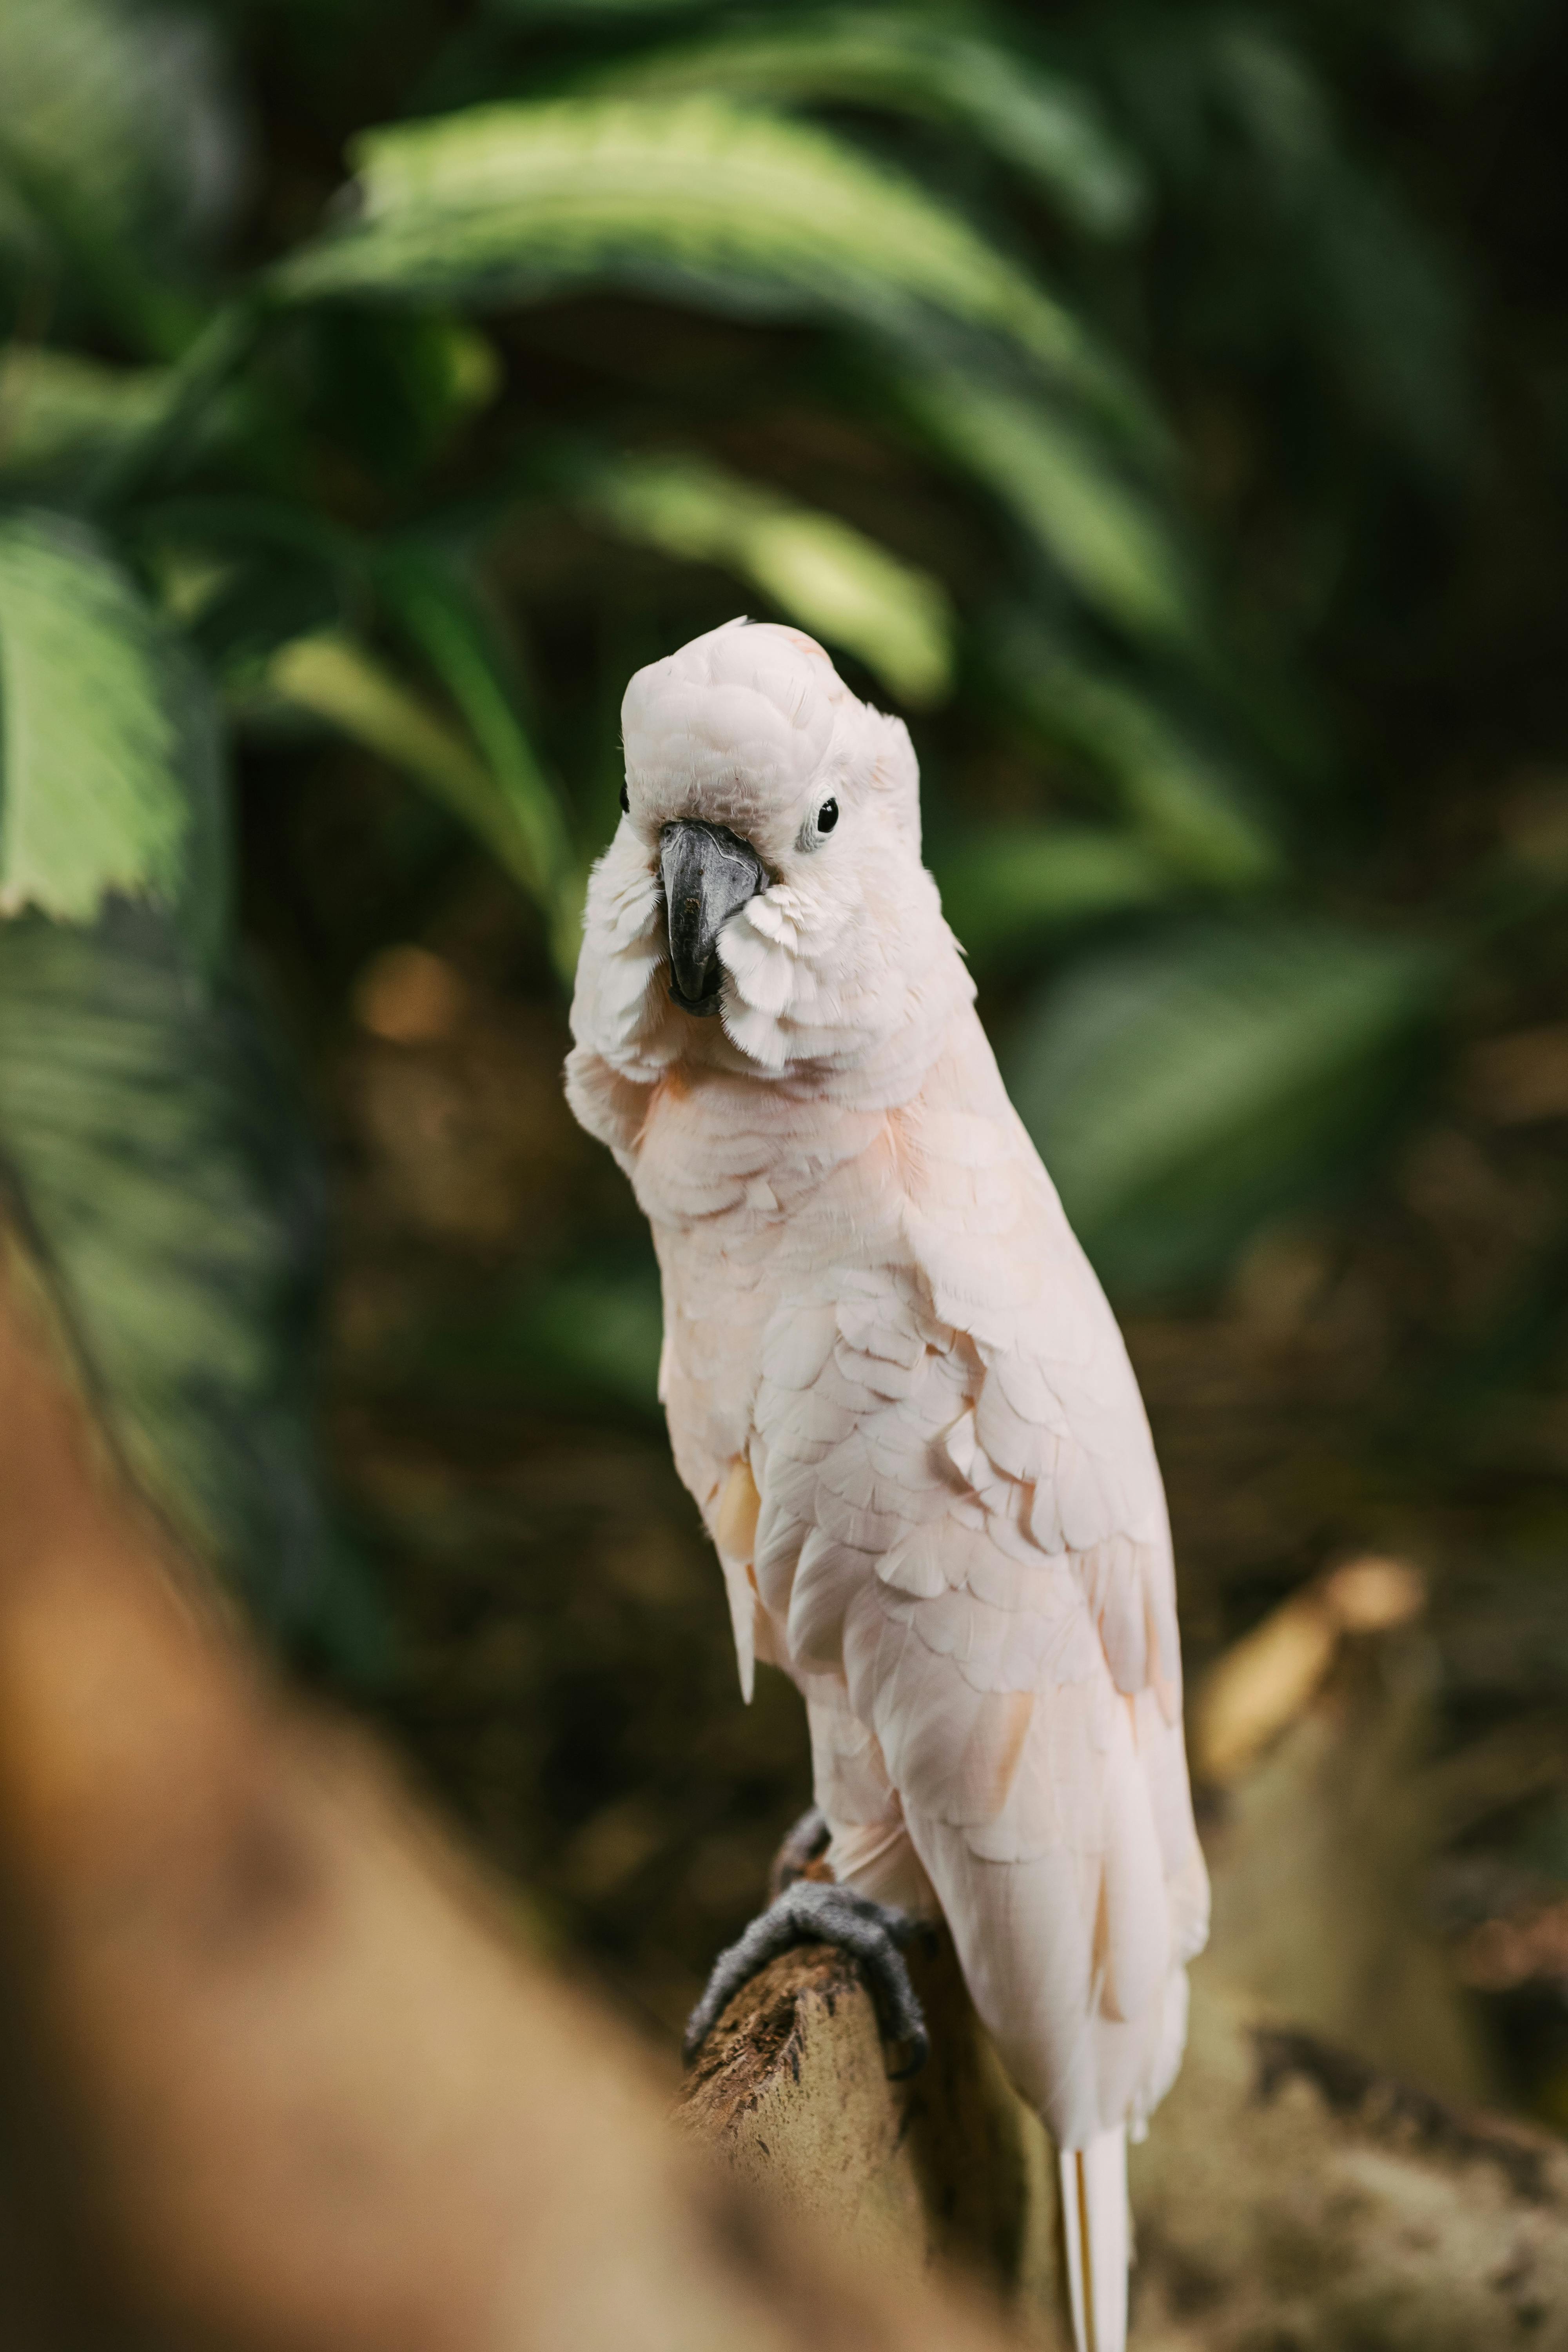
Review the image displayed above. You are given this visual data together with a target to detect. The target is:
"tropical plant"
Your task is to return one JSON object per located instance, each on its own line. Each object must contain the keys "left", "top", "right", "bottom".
{"left": 1, "top": 0, "right": 1565, "bottom": 1655}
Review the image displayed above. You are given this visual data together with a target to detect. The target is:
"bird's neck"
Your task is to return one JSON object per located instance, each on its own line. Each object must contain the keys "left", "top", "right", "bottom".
{"left": 630, "top": 993, "right": 992, "bottom": 1252}
{"left": 565, "top": 848, "right": 976, "bottom": 1176}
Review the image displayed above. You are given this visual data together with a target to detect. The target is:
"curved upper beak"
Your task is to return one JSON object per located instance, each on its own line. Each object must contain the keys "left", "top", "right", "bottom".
{"left": 659, "top": 820, "right": 767, "bottom": 1016}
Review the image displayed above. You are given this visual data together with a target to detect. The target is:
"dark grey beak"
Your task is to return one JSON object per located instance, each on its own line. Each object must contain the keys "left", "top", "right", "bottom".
{"left": 659, "top": 820, "right": 767, "bottom": 1016}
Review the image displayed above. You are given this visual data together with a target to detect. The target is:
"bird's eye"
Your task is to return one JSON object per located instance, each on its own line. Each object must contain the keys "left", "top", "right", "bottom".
{"left": 797, "top": 796, "right": 840, "bottom": 853}
{"left": 619, "top": 780, "right": 630, "bottom": 815}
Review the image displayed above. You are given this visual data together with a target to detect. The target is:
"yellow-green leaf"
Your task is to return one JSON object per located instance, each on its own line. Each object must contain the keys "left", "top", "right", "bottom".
{"left": 577, "top": 11, "right": 1147, "bottom": 236}
{"left": 907, "top": 370, "right": 1192, "bottom": 646}
{"left": 274, "top": 95, "right": 1129, "bottom": 419}
{"left": 575, "top": 450, "right": 953, "bottom": 704}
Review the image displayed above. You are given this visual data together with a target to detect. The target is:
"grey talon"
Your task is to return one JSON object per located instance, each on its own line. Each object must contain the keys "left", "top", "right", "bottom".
{"left": 682, "top": 1878, "right": 930, "bottom": 2075}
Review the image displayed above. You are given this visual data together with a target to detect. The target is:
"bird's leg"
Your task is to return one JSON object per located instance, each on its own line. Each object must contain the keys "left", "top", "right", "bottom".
{"left": 767, "top": 1802, "right": 831, "bottom": 1897}
{"left": 684, "top": 1806, "right": 933, "bottom": 2076}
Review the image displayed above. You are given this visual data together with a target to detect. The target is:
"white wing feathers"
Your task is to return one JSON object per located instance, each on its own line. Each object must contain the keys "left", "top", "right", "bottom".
{"left": 745, "top": 1225, "right": 1207, "bottom": 2149}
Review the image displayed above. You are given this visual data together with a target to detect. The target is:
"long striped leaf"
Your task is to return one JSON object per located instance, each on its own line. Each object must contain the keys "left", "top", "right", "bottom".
{"left": 1006, "top": 919, "right": 1445, "bottom": 1292}
{"left": 0, "top": 348, "right": 172, "bottom": 488}
{"left": 573, "top": 11, "right": 1146, "bottom": 236}
{"left": 374, "top": 547, "right": 583, "bottom": 975}
{"left": 904, "top": 368, "right": 1191, "bottom": 648}
{"left": 0, "top": 524, "right": 365, "bottom": 1659}
{"left": 570, "top": 448, "right": 953, "bottom": 704}
{"left": 266, "top": 624, "right": 583, "bottom": 980}
{"left": 934, "top": 823, "right": 1177, "bottom": 962}
{"left": 993, "top": 618, "right": 1279, "bottom": 887}
{"left": 272, "top": 95, "right": 1136, "bottom": 425}
{"left": 0, "top": 911, "right": 377, "bottom": 1665}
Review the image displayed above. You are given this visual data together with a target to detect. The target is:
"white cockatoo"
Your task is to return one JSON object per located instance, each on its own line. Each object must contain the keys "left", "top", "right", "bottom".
{"left": 565, "top": 617, "right": 1209, "bottom": 2352}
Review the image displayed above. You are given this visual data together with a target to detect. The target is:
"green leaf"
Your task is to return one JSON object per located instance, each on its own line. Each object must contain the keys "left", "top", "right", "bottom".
{"left": 307, "top": 307, "right": 503, "bottom": 484}
{"left": 76, "top": 298, "right": 264, "bottom": 508}
{"left": 571, "top": 448, "right": 953, "bottom": 704}
{"left": 1005, "top": 919, "right": 1445, "bottom": 1293}
{"left": 574, "top": 11, "right": 1147, "bottom": 237}
{"left": 132, "top": 490, "right": 364, "bottom": 650}
{"left": 0, "top": 523, "right": 374, "bottom": 1662}
{"left": 0, "top": 512, "right": 226, "bottom": 971}
{"left": 1100, "top": 16, "right": 1467, "bottom": 470}
{"left": 266, "top": 628, "right": 533, "bottom": 870}
{"left": 0, "top": 0, "right": 238, "bottom": 353}
{"left": 904, "top": 368, "right": 1192, "bottom": 648}
{"left": 272, "top": 94, "right": 1132, "bottom": 422}
{"left": 993, "top": 618, "right": 1280, "bottom": 887}
{"left": 142, "top": 503, "right": 584, "bottom": 974}
{"left": 0, "top": 0, "right": 236, "bottom": 251}
{"left": 0, "top": 347, "right": 173, "bottom": 488}
{"left": 265, "top": 621, "right": 583, "bottom": 980}
{"left": 374, "top": 546, "right": 583, "bottom": 975}
{"left": 0, "top": 907, "right": 381, "bottom": 1668}
{"left": 934, "top": 822, "right": 1175, "bottom": 961}
{"left": 1202, "top": 23, "right": 1467, "bottom": 465}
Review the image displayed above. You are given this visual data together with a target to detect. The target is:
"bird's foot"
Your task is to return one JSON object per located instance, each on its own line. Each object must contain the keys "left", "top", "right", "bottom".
{"left": 684, "top": 1813, "right": 933, "bottom": 2077}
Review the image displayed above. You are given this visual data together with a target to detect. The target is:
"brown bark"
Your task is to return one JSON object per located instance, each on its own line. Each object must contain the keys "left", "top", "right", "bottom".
{"left": 679, "top": 1933, "right": 1568, "bottom": 2350}
{"left": 679, "top": 1930, "right": 1069, "bottom": 2345}
{"left": 1130, "top": 1971, "right": 1568, "bottom": 2348}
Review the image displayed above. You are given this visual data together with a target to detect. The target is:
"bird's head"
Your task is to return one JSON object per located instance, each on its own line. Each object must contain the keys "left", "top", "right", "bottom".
{"left": 573, "top": 617, "right": 968, "bottom": 1083}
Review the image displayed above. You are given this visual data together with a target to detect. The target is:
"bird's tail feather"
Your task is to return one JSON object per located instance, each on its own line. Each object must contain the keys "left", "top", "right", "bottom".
{"left": 1058, "top": 2125, "right": 1128, "bottom": 2352}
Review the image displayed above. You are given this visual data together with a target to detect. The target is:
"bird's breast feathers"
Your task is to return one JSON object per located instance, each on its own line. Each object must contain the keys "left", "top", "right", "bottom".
{"left": 640, "top": 1008, "right": 1185, "bottom": 1722}
{"left": 642, "top": 1029, "right": 1210, "bottom": 2141}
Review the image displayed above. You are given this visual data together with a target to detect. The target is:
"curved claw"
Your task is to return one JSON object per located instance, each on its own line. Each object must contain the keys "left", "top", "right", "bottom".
{"left": 683, "top": 1878, "right": 931, "bottom": 2077}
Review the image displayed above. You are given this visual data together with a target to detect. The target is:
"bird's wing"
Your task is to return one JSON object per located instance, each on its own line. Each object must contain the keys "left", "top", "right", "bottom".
{"left": 747, "top": 1081, "right": 1207, "bottom": 2148}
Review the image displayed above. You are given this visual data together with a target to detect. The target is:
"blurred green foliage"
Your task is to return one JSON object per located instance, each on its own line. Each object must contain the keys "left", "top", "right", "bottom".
{"left": 0, "top": 0, "right": 1566, "bottom": 1645}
